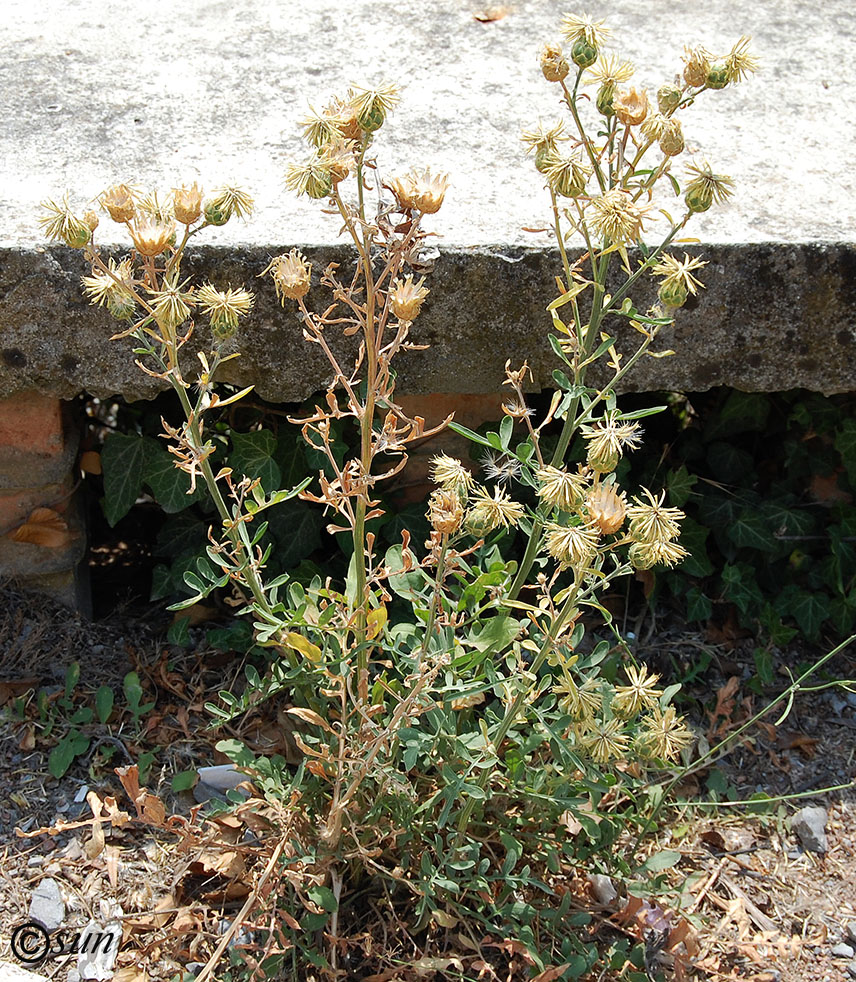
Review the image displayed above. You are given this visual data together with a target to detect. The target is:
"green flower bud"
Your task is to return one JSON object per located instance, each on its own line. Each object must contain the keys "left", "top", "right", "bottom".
{"left": 658, "top": 280, "right": 688, "bottom": 308}
{"left": 596, "top": 83, "right": 616, "bottom": 116}
{"left": 706, "top": 63, "right": 730, "bottom": 89}
{"left": 628, "top": 543, "right": 656, "bottom": 570}
{"left": 534, "top": 146, "right": 553, "bottom": 173}
{"left": 357, "top": 105, "right": 385, "bottom": 132}
{"left": 587, "top": 445, "right": 619, "bottom": 474}
{"left": 685, "top": 184, "right": 713, "bottom": 213}
{"left": 571, "top": 38, "right": 598, "bottom": 69}
{"left": 204, "top": 201, "right": 230, "bottom": 226}
{"left": 66, "top": 225, "right": 92, "bottom": 249}
{"left": 106, "top": 294, "right": 136, "bottom": 321}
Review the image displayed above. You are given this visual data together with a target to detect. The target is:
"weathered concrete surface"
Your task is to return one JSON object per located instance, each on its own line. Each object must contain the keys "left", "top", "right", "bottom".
{"left": 1, "top": 0, "right": 855, "bottom": 396}
{"left": 1, "top": 243, "right": 854, "bottom": 400}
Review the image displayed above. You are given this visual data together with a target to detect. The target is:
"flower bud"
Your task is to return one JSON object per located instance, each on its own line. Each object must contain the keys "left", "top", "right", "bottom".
{"left": 83, "top": 211, "right": 99, "bottom": 232}
{"left": 390, "top": 274, "right": 429, "bottom": 321}
{"left": 657, "top": 83, "right": 682, "bottom": 114}
{"left": 204, "top": 201, "right": 230, "bottom": 226}
{"left": 682, "top": 45, "right": 711, "bottom": 88}
{"left": 596, "top": 83, "right": 616, "bottom": 116}
{"left": 586, "top": 444, "right": 619, "bottom": 474}
{"left": 100, "top": 185, "right": 136, "bottom": 224}
{"left": 586, "top": 486, "right": 626, "bottom": 534}
{"left": 429, "top": 488, "right": 464, "bottom": 535}
{"left": 546, "top": 155, "right": 587, "bottom": 198}
{"left": 658, "top": 279, "right": 688, "bottom": 308}
{"left": 658, "top": 118, "right": 684, "bottom": 157}
{"left": 540, "top": 43, "right": 570, "bottom": 82}
{"left": 107, "top": 294, "right": 136, "bottom": 321}
{"left": 706, "top": 62, "right": 730, "bottom": 89}
{"left": 571, "top": 37, "right": 598, "bottom": 69}
{"left": 685, "top": 184, "right": 713, "bottom": 213}
{"left": 263, "top": 250, "right": 312, "bottom": 303}
{"left": 130, "top": 220, "right": 175, "bottom": 256}
{"left": 629, "top": 543, "right": 656, "bottom": 570}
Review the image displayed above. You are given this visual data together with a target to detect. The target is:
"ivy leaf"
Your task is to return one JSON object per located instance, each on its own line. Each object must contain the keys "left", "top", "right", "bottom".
{"left": 675, "top": 517, "right": 713, "bottom": 578}
{"left": 101, "top": 433, "right": 147, "bottom": 526}
{"left": 835, "top": 418, "right": 856, "bottom": 489}
{"left": 706, "top": 442, "right": 754, "bottom": 483}
{"left": 155, "top": 513, "right": 210, "bottom": 560}
{"left": 143, "top": 440, "right": 207, "bottom": 512}
{"left": 666, "top": 465, "right": 697, "bottom": 507}
{"left": 685, "top": 586, "right": 712, "bottom": 623}
{"left": 720, "top": 563, "right": 763, "bottom": 616}
{"left": 728, "top": 509, "right": 777, "bottom": 553}
{"left": 231, "top": 430, "right": 281, "bottom": 490}
{"left": 266, "top": 500, "right": 324, "bottom": 568}
{"left": 788, "top": 590, "right": 830, "bottom": 641}
{"left": 704, "top": 391, "right": 770, "bottom": 441}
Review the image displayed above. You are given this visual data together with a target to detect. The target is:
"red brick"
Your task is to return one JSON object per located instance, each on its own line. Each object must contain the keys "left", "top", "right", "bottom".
{"left": 0, "top": 391, "right": 79, "bottom": 489}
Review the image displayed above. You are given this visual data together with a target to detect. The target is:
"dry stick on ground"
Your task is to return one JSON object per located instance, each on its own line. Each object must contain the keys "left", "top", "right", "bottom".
{"left": 194, "top": 838, "right": 286, "bottom": 982}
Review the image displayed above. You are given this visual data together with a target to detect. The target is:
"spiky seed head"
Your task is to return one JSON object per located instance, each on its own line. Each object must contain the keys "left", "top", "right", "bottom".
{"left": 544, "top": 520, "right": 600, "bottom": 568}
{"left": 612, "top": 664, "right": 662, "bottom": 717}
{"left": 389, "top": 274, "right": 429, "bottom": 322}
{"left": 545, "top": 153, "right": 588, "bottom": 198}
{"left": 706, "top": 62, "right": 730, "bottom": 89}
{"left": 553, "top": 676, "right": 602, "bottom": 721}
{"left": 540, "top": 42, "right": 569, "bottom": 82}
{"left": 658, "top": 118, "right": 684, "bottom": 157}
{"left": 613, "top": 87, "right": 649, "bottom": 126}
{"left": 626, "top": 488, "right": 685, "bottom": 544}
{"left": 130, "top": 219, "right": 175, "bottom": 257}
{"left": 684, "top": 162, "right": 734, "bottom": 213}
{"left": 536, "top": 465, "right": 587, "bottom": 512}
{"left": 586, "top": 54, "right": 634, "bottom": 87}
{"left": 301, "top": 106, "right": 345, "bottom": 148}
{"left": 285, "top": 158, "right": 333, "bottom": 200}
{"left": 320, "top": 141, "right": 354, "bottom": 184}
{"left": 205, "top": 186, "right": 254, "bottom": 225}
{"left": 652, "top": 253, "right": 706, "bottom": 308}
{"left": 586, "top": 485, "right": 626, "bottom": 534}
{"left": 657, "top": 83, "right": 683, "bottom": 114}
{"left": 682, "top": 44, "right": 712, "bottom": 88}
{"left": 99, "top": 184, "right": 136, "bottom": 223}
{"left": 323, "top": 96, "right": 363, "bottom": 142}
{"left": 196, "top": 283, "right": 254, "bottom": 337}
{"left": 173, "top": 183, "right": 203, "bottom": 225}
{"left": 638, "top": 705, "right": 693, "bottom": 760}
{"left": 81, "top": 258, "right": 136, "bottom": 312}
{"left": 725, "top": 36, "right": 758, "bottom": 83}
{"left": 465, "top": 486, "right": 525, "bottom": 535}
{"left": 39, "top": 196, "right": 92, "bottom": 248}
{"left": 262, "top": 250, "right": 312, "bottom": 303}
{"left": 428, "top": 488, "right": 464, "bottom": 535}
{"left": 582, "top": 413, "right": 643, "bottom": 473}
{"left": 150, "top": 282, "right": 193, "bottom": 331}
{"left": 561, "top": 13, "right": 611, "bottom": 47}
{"left": 585, "top": 717, "right": 629, "bottom": 763}
{"left": 348, "top": 82, "right": 400, "bottom": 132}
{"left": 587, "top": 188, "right": 651, "bottom": 246}
{"left": 430, "top": 454, "right": 474, "bottom": 496}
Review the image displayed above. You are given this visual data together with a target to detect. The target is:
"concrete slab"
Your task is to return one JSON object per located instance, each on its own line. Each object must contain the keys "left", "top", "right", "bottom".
{"left": 0, "top": 0, "right": 854, "bottom": 396}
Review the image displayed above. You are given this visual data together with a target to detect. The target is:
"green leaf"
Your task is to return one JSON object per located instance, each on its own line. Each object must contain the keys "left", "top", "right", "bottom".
{"left": 728, "top": 509, "right": 777, "bottom": 553}
{"left": 155, "top": 513, "right": 210, "bottom": 559}
{"left": 274, "top": 428, "right": 309, "bottom": 489}
{"left": 706, "top": 442, "right": 754, "bottom": 483}
{"left": 171, "top": 770, "right": 198, "bottom": 792}
{"left": 101, "top": 433, "right": 147, "bottom": 526}
{"left": 267, "top": 499, "right": 324, "bottom": 568}
{"left": 788, "top": 589, "right": 830, "bottom": 641}
{"left": 95, "top": 685, "right": 114, "bottom": 724}
{"left": 685, "top": 587, "right": 712, "bottom": 623}
{"left": 666, "top": 465, "right": 697, "bottom": 507}
{"left": 231, "top": 430, "right": 281, "bottom": 490}
{"left": 469, "top": 615, "right": 521, "bottom": 654}
{"left": 143, "top": 440, "right": 206, "bottom": 512}
{"left": 499, "top": 414, "right": 513, "bottom": 451}
{"left": 167, "top": 617, "right": 192, "bottom": 646}
{"left": 720, "top": 563, "right": 764, "bottom": 616}
{"left": 307, "top": 885, "right": 339, "bottom": 913}
{"left": 48, "top": 731, "right": 89, "bottom": 779}
{"left": 704, "top": 391, "right": 770, "bottom": 441}
{"left": 385, "top": 544, "right": 425, "bottom": 600}
{"left": 752, "top": 646, "right": 775, "bottom": 686}
{"left": 835, "top": 418, "right": 856, "bottom": 489}
{"left": 674, "top": 518, "right": 713, "bottom": 578}
{"left": 448, "top": 421, "right": 493, "bottom": 448}
{"left": 640, "top": 849, "right": 682, "bottom": 872}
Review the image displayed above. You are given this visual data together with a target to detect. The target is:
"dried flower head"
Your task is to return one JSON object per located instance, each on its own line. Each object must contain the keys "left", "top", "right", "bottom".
{"left": 149, "top": 281, "right": 193, "bottom": 331}
{"left": 613, "top": 87, "right": 649, "bottom": 126}
{"left": 612, "top": 664, "right": 662, "bottom": 717}
{"left": 639, "top": 705, "right": 693, "bottom": 760}
{"left": 320, "top": 140, "right": 354, "bottom": 184}
{"left": 651, "top": 253, "right": 707, "bottom": 307}
{"left": 585, "top": 53, "right": 634, "bottom": 86}
{"left": 540, "top": 42, "right": 570, "bottom": 82}
{"left": 657, "top": 83, "right": 683, "bottom": 114}
{"left": 262, "top": 250, "right": 312, "bottom": 303}
{"left": 430, "top": 454, "right": 474, "bottom": 496}
{"left": 587, "top": 188, "right": 651, "bottom": 246}
{"left": 544, "top": 520, "right": 600, "bottom": 568}
{"left": 466, "top": 485, "right": 525, "bottom": 534}
{"left": 196, "top": 283, "right": 254, "bottom": 335}
{"left": 545, "top": 153, "right": 588, "bottom": 198}
{"left": 301, "top": 105, "right": 345, "bottom": 147}
{"left": 481, "top": 452, "right": 522, "bottom": 486}
{"left": 428, "top": 488, "right": 464, "bottom": 535}
{"left": 286, "top": 157, "right": 333, "bottom": 200}
{"left": 581, "top": 413, "right": 643, "bottom": 473}
{"left": 81, "top": 258, "right": 136, "bottom": 311}
{"left": 560, "top": 13, "right": 611, "bottom": 46}
{"left": 348, "top": 82, "right": 400, "bottom": 132}
{"left": 323, "top": 96, "right": 363, "bottom": 143}
{"left": 389, "top": 274, "right": 429, "bottom": 321}
{"left": 521, "top": 119, "right": 566, "bottom": 156}
{"left": 39, "top": 196, "right": 92, "bottom": 248}
{"left": 536, "top": 465, "right": 587, "bottom": 512}
{"left": 130, "top": 219, "right": 175, "bottom": 257}
{"left": 388, "top": 169, "right": 449, "bottom": 214}
{"left": 629, "top": 537, "right": 688, "bottom": 569}
{"left": 682, "top": 44, "right": 712, "bottom": 88}
{"left": 626, "top": 488, "right": 684, "bottom": 544}
{"left": 205, "top": 186, "right": 254, "bottom": 225}
{"left": 585, "top": 717, "right": 629, "bottom": 763}
{"left": 99, "top": 184, "right": 136, "bottom": 224}
{"left": 136, "top": 190, "right": 173, "bottom": 225}
{"left": 173, "top": 183, "right": 203, "bottom": 225}
{"left": 684, "top": 161, "right": 734, "bottom": 213}
{"left": 725, "top": 36, "right": 758, "bottom": 83}
{"left": 553, "top": 676, "right": 602, "bottom": 720}
{"left": 657, "top": 117, "right": 685, "bottom": 157}
{"left": 586, "top": 485, "right": 626, "bottom": 534}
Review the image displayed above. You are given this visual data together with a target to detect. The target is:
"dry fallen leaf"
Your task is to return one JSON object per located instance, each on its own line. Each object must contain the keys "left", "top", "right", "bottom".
{"left": 9, "top": 507, "right": 71, "bottom": 548}
{"left": 112, "top": 969, "right": 148, "bottom": 982}
{"left": 473, "top": 5, "right": 510, "bottom": 21}
{"left": 79, "top": 450, "right": 102, "bottom": 475}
